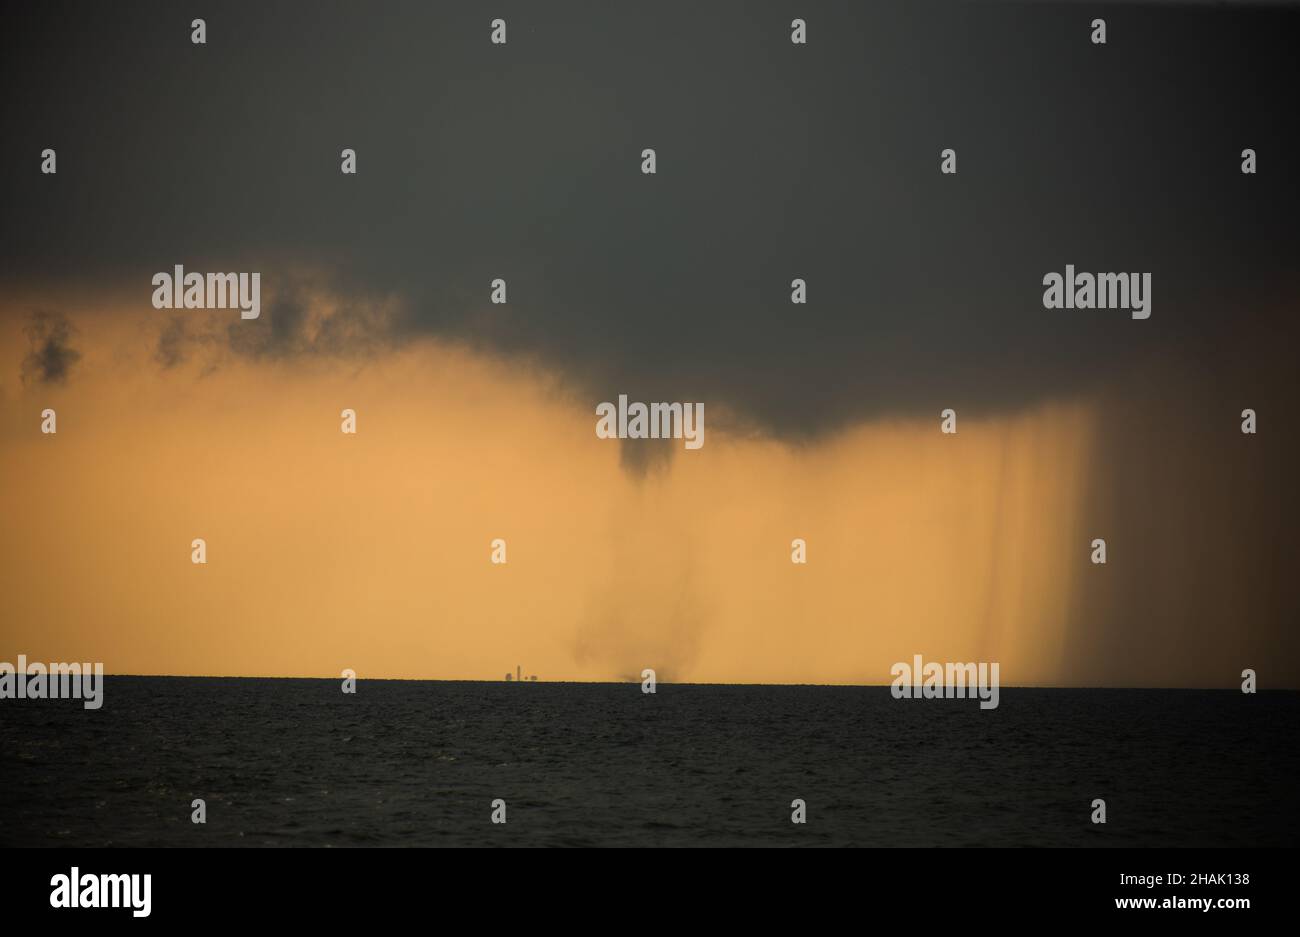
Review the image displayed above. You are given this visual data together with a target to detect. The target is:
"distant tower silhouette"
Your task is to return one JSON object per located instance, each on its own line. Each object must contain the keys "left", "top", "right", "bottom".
{"left": 516, "top": 665, "right": 521, "bottom": 682}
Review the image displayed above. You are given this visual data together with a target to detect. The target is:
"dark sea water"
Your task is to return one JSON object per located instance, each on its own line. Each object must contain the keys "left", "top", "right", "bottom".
{"left": 1, "top": 678, "right": 1296, "bottom": 847}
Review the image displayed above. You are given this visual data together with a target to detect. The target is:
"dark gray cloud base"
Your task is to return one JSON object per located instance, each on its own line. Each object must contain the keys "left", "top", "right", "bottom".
{"left": 3, "top": 1, "right": 1297, "bottom": 438}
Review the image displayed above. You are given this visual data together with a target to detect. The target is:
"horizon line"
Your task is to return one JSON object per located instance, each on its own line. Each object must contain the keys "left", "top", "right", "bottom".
{"left": 73, "top": 673, "right": 1295, "bottom": 691}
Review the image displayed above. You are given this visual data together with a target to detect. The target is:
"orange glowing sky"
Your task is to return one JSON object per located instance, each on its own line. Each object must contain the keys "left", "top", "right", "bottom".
{"left": 1, "top": 285, "right": 1294, "bottom": 687}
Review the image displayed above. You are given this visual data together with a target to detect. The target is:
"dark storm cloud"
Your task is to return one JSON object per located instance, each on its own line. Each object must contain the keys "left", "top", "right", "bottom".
{"left": 20, "top": 310, "right": 81, "bottom": 385}
{"left": 2, "top": 1, "right": 1297, "bottom": 437}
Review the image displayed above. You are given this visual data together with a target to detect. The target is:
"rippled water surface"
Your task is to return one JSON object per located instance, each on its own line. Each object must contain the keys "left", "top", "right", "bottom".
{"left": 2, "top": 678, "right": 1296, "bottom": 847}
